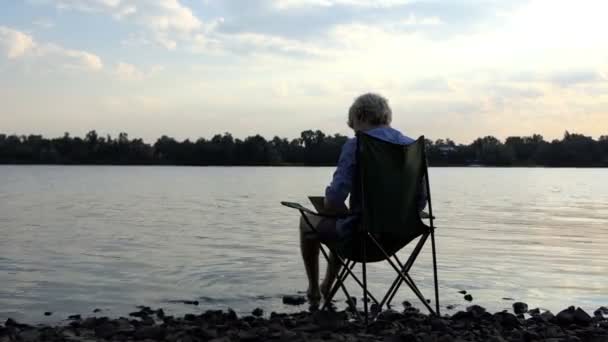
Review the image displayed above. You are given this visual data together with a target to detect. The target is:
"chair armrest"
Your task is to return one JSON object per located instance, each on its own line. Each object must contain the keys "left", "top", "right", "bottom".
{"left": 420, "top": 211, "right": 436, "bottom": 220}
{"left": 280, "top": 201, "right": 352, "bottom": 219}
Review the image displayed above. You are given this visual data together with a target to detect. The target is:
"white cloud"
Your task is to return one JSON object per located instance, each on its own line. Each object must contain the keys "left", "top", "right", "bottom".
{"left": 46, "top": 0, "right": 203, "bottom": 49}
{"left": 274, "top": 0, "right": 409, "bottom": 9}
{"left": 0, "top": 26, "right": 102, "bottom": 71}
{"left": 0, "top": 26, "right": 36, "bottom": 59}
{"left": 113, "top": 62, "right": 163, "bottom": 81}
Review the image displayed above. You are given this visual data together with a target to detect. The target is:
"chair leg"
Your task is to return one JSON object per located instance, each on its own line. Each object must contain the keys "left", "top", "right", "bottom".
{"left": 322, "top": 260, "right": 355, "bottom": 310}
{"left": 362, "top": 236, "right": 368, "bottom": 327}
{"left": 431, "top": 228, "right": 440, "bottom": 315}
{"left": 368, "top": 234, "right": 436, "bottom": 315}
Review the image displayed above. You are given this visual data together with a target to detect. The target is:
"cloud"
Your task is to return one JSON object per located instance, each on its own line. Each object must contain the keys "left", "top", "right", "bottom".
{"left": 45, "top": 0, "right": 204, "bottom": 49}
{"left": 274, "top": 0, "right": 409, "bottom": 9}
{"left": 0, "top": 26, "right": 102, "bottom": 71}
{"left": 113, "top": 62, "right": 163, "bottom": 81}
{"left": 0, "top": 26, "right": 35, "bottom": 59}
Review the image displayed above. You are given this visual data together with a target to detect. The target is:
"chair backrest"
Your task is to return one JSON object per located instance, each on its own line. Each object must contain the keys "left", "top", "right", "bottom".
{"left": 337, "top": 133, "right": 430, "bottom": 262}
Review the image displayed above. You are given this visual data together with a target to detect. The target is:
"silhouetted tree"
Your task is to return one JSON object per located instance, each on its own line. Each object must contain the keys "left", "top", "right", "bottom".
{"left": 0, "top": 130, "right": 606, "bottom": 167}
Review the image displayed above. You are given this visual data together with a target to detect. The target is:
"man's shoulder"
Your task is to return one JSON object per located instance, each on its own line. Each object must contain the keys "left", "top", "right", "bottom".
{"left": 367, "top": 127, "right": 415, "bottom": 145}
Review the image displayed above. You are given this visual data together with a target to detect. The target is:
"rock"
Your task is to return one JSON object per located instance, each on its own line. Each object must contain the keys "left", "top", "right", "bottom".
{"left": 93, "top": 308, "right": 102, "bottom": 313}
{"left": 141, "top": 316, "right": 155, "bottom": 325}
{"left": 493, "top": 312, "right": 520, "bottom": 329}
{"left": 183, "top": 300, "right": 199, "bottom": 305}
{"left": 252, "top": 308, "right": 263, "bottom": 317}
{"left": 466, "top": 305, "right": 486, "bottom": 317}
{"left": 134, "top": 326, "right": 165, "bottom": 340}
{"left": 44, "top": 312, "right": 52, "bottom": 316}
{"left": 156, "top": 308, "right": 165, "bottom": 319}
{"left": 540, "top": 311, "right": 555, "bottom": 322}
{"left": 451, "top": 311, "right": 473, "bottom": 320}
{"left": 446, "top": 305, "right": 456, "bottom": 310}
{"left": 594, "top": 306, "right": 608, "bottom": 319}
{"left": 502, "top": 297, "right": 514, "bottom": 301}
{"left": 437, "top": 335, "right": 454, "bottom": 342}
{"left": 18, "top": 329, "right": 40, "bottom": 342}
{"left": 68, "top": 314, "right": 81, "bottom": 320}
{"left": 458, "top": 290, "right": 467, "bottom": 295}
{"left": 430, "top": 318, "right": 449, "bottom": 332}
{"left": 346, "top": 297, "right": 357, "bottom": 308}
{"left": 282, "top": 295, "right": 307, "bottom": 306}
{"left": 377, "top": 310, "right": 404, "bottom": 321}
{"left": 95, "top": 322, "right": 118, "bottom": 339}
{"left": 464, "top": 294, "right": 473, "bottom": 302}
{"left": 130, "top": 311, "right": 149, "bottom": 318}
{"left": 184, "top": 313, "right": 197, "bottom": 321}
{"left": 557, "top": 306, "right": 576, "bottom": 326}
{"left": 573, "top": 307, "right": 592, "bottom": 325}
{"left": 528, "top": 308, "right": 541, "bottom": 316}
{"left": 226, "top": 309, "right": 238, "bottom": 320}
{"left": 513, "top": 302, "right": 528, "bottom": 314}
{"left": 402, "top": 301, "right": 412, "bottom": 308}
{"left": 238, "top": 331, "right": 259, "bottom": 342}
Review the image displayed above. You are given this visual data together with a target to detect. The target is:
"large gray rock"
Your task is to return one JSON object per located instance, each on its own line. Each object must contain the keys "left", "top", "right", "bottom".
{"left": 512, "top": 302, "right": 528, "bottom": 314}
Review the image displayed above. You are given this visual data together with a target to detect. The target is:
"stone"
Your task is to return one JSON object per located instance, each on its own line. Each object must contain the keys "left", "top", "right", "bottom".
{"left": 93, "top": 308, "right": 102, "bottom": 313}
{"left": 402, "top": 301, "right": 412, "bottom": 308}
{"left": 134, "top": 326, "right": 166, "bottom": 340}
{"left": 464, "top": 294, "right": 473, "bottom": 302}
{"left": 282, "top": 295, "right": 307, "bottom": 306}
{"left": 252, "top": 308, "right": 264, "bottom": 317}
{"left": 430, "top": 318, "right": 449, "bottom": 332}
{"left": 466, "top": 305, "right": 486, "bottom": 317}
{"left": 528, "top": 308, "right": 541, "bottom": 316}
{"left": 458, "top": 290, "right": 467, "bottom": 295}
{"left": 377, "top": 310, "right": 405, "bottom": 321}
{"left": 493, "top": 312, "right": 520, "bottom": 329}
{"left": 513, "top": 302, "right": 528, "bottom": 314}
{"left": 156, "top": 309, "right": 165, "bottom": 319}
{"left": 557, "top": 307, "right": 576, "bottom": 326}
{"left": 540, "top": 311, "right": 555, "bottom": 322}
{"left": 451, "top": 311, "right": 473, "bottom": 320}
{"left": 68, "top": 314, "right": 81, "bottom": 320}
{"left": 183, "top": 300, "right": 199, "bottom": 305}
{"left": 573, "top": 308, "right": 592, "bottom": 325}
{"left": 238, "top": 330, "right": 259, "bottom": 342}
{"left": 44, "top": 312, "right": 52, "bottom": 316}
{"left": 18, "top": 330, "right": 40, "bottom": 342}
{"left": 95, "top": 322, "right": 118, "bottom": 339}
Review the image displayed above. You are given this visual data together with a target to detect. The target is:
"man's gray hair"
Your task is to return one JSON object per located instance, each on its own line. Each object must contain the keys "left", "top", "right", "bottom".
{"left": 347, "top": 93, "right": 392, "bottom": 129}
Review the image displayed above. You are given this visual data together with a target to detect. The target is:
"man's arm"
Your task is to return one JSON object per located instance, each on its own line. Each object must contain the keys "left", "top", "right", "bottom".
{"left": 324, "top": 138, "right": 356, "bottom": 213}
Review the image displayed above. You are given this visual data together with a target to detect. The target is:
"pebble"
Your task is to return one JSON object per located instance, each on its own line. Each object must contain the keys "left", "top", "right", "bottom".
{"left": 282, "top": 295, "right": 307, "bottom": 305}
{"left": 464, "top": 294, "right": 473, "bottom": 302}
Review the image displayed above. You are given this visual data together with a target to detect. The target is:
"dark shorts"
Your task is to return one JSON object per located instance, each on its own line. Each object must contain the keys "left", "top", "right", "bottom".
{"left": 300, "top": 213, "right": 340, "bottom": 241}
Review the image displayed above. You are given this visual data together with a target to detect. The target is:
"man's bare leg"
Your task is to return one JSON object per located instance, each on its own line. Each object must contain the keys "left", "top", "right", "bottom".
{"left": 320, "top": 251, "right": 342, "bottom": 299}
{"left": 300, "top": 216, "right": 321, "bottom": 302}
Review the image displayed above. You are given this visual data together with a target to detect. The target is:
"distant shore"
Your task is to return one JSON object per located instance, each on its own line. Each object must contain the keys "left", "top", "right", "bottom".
{"left": 2, "top": 303, "right": 607, "bottom": 342}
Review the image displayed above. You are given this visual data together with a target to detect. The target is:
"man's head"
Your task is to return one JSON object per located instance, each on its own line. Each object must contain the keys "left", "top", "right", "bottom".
{"left": 347, "top": 93, "right": 392, "bottom": 131}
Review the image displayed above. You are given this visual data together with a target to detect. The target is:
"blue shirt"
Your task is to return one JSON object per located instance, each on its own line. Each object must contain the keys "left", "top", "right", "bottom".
{"left": 325, "top": 126, "right": 426, "bottom": 236}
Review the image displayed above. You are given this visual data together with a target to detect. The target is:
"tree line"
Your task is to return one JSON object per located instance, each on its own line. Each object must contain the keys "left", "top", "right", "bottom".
{"left": 0, "top": 130, "right": 607, "bottom": 167}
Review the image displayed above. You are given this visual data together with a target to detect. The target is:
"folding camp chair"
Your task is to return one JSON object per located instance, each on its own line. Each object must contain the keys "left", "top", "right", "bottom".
{"left": 281, "top": 133, "right": 439, "bottom": 324}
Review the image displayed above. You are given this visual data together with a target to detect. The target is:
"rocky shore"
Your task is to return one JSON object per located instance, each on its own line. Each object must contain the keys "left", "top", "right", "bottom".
{"left": 1, "top": 303, "right": 607, "bottom": 342}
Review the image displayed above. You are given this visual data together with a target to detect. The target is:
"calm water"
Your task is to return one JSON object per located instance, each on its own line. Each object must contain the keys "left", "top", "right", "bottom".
{"left": 1, "top": 166, "right": 607, "bottom": 323}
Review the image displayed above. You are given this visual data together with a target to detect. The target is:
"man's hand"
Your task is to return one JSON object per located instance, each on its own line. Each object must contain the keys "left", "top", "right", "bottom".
{"left": 323, "top": 197, "right": 349, "bottom": 215}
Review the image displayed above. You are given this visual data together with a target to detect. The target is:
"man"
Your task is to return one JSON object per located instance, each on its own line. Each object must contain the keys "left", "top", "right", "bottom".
{"left": 300, "top": 93, "right": 426, "bottom": 303}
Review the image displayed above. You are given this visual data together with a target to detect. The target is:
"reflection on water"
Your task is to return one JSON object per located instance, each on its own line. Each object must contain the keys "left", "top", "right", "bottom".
{"left": 1, "top": 166, "right": 607, "bottom": 323}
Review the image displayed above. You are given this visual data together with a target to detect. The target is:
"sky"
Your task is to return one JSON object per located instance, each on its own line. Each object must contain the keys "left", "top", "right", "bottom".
{"left": 0, "top": 0, "right": 607, "bottom": 143}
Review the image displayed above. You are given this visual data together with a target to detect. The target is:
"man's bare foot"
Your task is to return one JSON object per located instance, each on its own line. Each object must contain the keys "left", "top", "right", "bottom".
{"left": 320, "top": 280, "right": 332, "bottom": 300}
{"left": 307, "top": 287, "right": 321, "bottom": 305}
